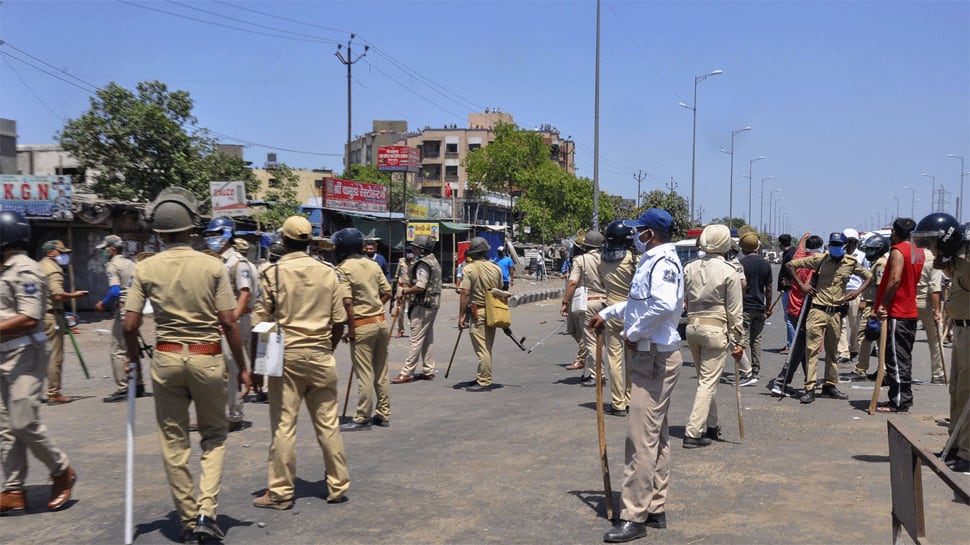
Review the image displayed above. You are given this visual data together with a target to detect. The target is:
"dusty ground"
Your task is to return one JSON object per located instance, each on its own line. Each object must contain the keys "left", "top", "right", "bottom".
{"left": 2, "top": 269, "right": 967, "bottom": 544}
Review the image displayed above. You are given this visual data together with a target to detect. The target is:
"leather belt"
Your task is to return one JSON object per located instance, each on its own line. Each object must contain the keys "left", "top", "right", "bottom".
{"left": 954, "top": 319, "right": 970, "bottom": 327}
{"left": 156, "top": 342, "right": 222, "bottom": 355}
{"left": 688, "top": 317, "right": 726, "bottom": 328}
{"left": 0, "top": 332, "right": 48, "bottom": 352}
{"left": 812, "top": 304, "right": 848, "bottom": 314}
{"left": 354, "top": 315, "right": 386, "bottom": 327}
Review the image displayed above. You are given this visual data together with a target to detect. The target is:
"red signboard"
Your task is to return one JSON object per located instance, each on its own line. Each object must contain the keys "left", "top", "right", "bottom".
{"left": 324, "top": 178, "right": 388, "bottom": 213}
{"left": 377, "top": 146, "right": 421, "bottom": 173}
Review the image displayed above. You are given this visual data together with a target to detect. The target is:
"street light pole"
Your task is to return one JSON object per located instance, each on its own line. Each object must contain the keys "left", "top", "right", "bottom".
{"left": 947, "top": 154, "right": 965, "bottom": 221}
{"left": 722, "top": 126, "right": 751, "bottom": 223}
{"left": 747, "top": 156, "right": 765, "bottom": 225}
{"left": 759, "top": 176, "right": 774, "bottom": 234}
{"left": 335, "top": 34, "right": 368, "bottom": 177}
{"left": 890, "top": 195, "right": 900, "bottom": 219}
{"left": 921, "top": 173, "right": 936, "bottom": 214}
{"left": 679, "top": 69, "right": 723, "bottom": 226}
{"left": 770, "top": 194, "right": 784, "bottom": 238}
{"left": 902, "top": 186, "right": 916, "bottom": 218}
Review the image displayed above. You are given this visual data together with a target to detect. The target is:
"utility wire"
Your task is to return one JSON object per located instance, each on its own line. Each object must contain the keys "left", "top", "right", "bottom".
{"left": 0, "top": 50, "right": 98, "bottom": 94}
{"left": 1, "top": 40, "right": 99, "bottom": 92}
{"left": 213, "top": 0, "right": 350, "bottom": 35}
{"left": 1, "top": 56, "right": 67, "bottom": 122}
{"left": 362, "top": 59, "right": 466, "bottom": 122}
{"left": 166, "top": 0, "right": 340, "bottom": 45}
{"left": 605, "top": 1, "right": 683, "bottom": 103}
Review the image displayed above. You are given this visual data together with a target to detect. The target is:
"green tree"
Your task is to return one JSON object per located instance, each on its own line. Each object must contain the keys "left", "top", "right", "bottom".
{"left": 709, "top": 216, "right": 747, "bottom": 230}
{"left": 253, "top": 163, "right": 303, "bottom": 230}
{"left": 58, "top": 80, "right": 256, "bottom": 203}
{"left": 515, "top": 163, "right": 615, "bottom": 242}
{"left": 463, "top": 122, "right": 549, "bottom": 193}
{"left": 638, "top": 189, "right": 690, "bottom": 239}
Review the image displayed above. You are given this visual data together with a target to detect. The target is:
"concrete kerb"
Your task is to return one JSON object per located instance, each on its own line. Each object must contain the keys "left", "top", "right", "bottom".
{"left": 510, "top": 288, "right": 563, "bottom": 308}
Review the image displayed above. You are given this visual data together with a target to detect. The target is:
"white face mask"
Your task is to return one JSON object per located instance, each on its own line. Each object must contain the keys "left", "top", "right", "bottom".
{"left": 55, "top": 253, "right": 70, "bottom": 266}
{"left": 205, "top": 235, "right": 229, "bottom": 252}
{"left": 697, "top": 250, "right": 707, "bottom": 259}
{"left": 634, "top": 229, "right": 652, "bottom": 254}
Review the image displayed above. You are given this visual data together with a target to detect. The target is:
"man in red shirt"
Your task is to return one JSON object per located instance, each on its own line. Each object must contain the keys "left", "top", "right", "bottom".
{"left": 873, "top": 218, "right": 924, "bottom": 413}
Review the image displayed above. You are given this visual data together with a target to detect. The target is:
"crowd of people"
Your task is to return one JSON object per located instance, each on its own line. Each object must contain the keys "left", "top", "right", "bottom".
{"left": 1, "top": 188, "right": 967, "bottom": 544}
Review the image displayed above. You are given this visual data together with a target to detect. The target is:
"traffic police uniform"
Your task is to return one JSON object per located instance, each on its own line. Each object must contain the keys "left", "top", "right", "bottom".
{"left": 597, "top": 249, "right": 636, "bottom": 411}
{"left": 462, "top": 257, "right": 502, "bottom": 387}
{"left": 339, "top": 254, "right": 393, "bottom": 426}
{"left": 399, "top": 250, "right": 441, "bottom": 379}
{"left": 39, "top": 250, "right": 68, "bottom": 400}
{"left": 102, "top": 244, "right": 138, "bottom": 394}
{"left": 394, "top": 255, "right": 412, "bottom": 335}
{"left": 220, "top": 242, "right": 255, "bottom": 426}
{"left": 253, "top": 217, "right": 350, "bottom": 506}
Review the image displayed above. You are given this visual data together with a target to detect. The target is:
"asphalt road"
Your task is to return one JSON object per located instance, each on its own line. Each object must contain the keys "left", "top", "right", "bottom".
{"left": 3, "top": 271, "right": 968, "bottom": 544}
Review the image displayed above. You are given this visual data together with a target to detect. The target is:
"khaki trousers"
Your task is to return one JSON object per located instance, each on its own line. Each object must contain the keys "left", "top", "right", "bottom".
{"left": 619, "top": 346, "right": 682, "bottom": 523}
{"left": 585, "top": 300, "right": 608, "bottom": 376}
{"left": 401, "top": 305, "right": 437, "bottom": 377}
{"left": 741, "top": 310, "right": 766, "bottom": 376}
{"left": 949, "top": 324, "right": 970, "bottom": 460}
{"left": 267, "top": 349, "right": 350, "bottom": 502}
{"left": 110, "top": 309, "right": 146, "bottom": 391}
{"left": 350, "top": 322, "right": 390, "bottom": 424}
{"left": 151, "top": 350, "right": 228, "bottom": 528}
{"left": 394, "top": 293, "right": 408, "bottom": 333}
{"left": 605, "top": 318, "right": 631, "bottom": 411}
{"left": 804, "top": 308, "right": 842, "bottom": 389}
{"left": 856, "top": 304, "right": 875, "bottom": 374}
{"left": 469, "top": 314, "right": 496, "bottom": 386}
{"left": 44, "top": 313, "right": 65, "bottom": 397}
{"left": 917, "top": 306, "right": 945, "bottom": 379}
{"left": 567, "top": 308, "right": 588, "bottom": 365}
{"left": 685, "top": 324, "right": 727, "bottom": 439}
{"left": 221, "top": 314, "right": 251, "bottom": 423}
{"left": 837, "top": 297, "right": 861, "bottom": 358}
{"left": 1, "top": 341, "right": 70, "bottom": 491}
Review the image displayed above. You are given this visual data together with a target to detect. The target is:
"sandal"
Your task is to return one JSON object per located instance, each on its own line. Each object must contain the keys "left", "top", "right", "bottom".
{"left": 565, "top": 361, "right": 585, "bottom": 370}
{"left": 874, "top": 403, "right": 909, "bottom": 413}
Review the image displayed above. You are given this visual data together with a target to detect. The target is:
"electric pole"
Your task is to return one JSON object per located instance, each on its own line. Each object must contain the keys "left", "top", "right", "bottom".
{"left": 666, "top": 177, "right": 677, "bottom": 193}
{"left": 634, "top": 170, "right": 645, "bottom": 208}
{"left": 335, "top": 34, "right": 368, "bottom": 177}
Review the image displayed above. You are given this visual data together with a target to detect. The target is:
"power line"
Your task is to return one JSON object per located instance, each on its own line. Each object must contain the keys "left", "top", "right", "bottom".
{"left": 1, "top": 56, "right": 67, "bottom": 122}
{"left": 0, "top": 50, "right": 98, "bottom": 94}
{"left": 0, "top": 41, "right": 99, "bottom": 92}
{"left": 364, "top": 46, "right": 485, "bottom": 115}
{"left": 200, "top": 129, "right": 343, "bottom": 158}
{"left": 165, "top": 0, "right": 340, "bottom": 45}
{"left": 213, "top": 0, "right": 350, "bottom": 35}
{"left": 362, "top": 59, "right": 466, "bottom": 122}
{"left": 605, "top": 1, "right": 683, "bottom": 103}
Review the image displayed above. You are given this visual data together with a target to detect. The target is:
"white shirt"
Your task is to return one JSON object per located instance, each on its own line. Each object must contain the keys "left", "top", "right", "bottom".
{"left": 846, "top": 248, "right": 867, "bottom": 291}
{"left": 599, "top": 242, "right": 684, "bottom": 351}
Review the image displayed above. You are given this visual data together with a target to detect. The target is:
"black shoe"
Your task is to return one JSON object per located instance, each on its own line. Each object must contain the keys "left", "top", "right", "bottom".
{"left": 135, "top": 383, "right": 146, "bottom": 398}
{"left": 372, "top": 414, "right": 390, "bottom": 427}
{"left": 339, "top": 421, "right": 372, "bottom": 432}
{"left": 604, "top": 405, "right": 628, "bottom": 417}
{"left": 228, "top": 420, "right": 244, "bottom": 432}
{"left": 466, "top": 383, "right": 492, "bottom": 392}
{"left": 603, "top": 519, "right": 647, "bottom": 543}
{"left": 837, "top": 356, "right": 851, "bottom": 364}
{"left": 193, "top": 514, "right": 224, "bottom": 541}
{"left": 102, "top": 390, "right": 127, "bottom": 403}
{"left": 930, "top": 376, "right": 946, "bottom": 385}
{"left": 820, "top": 385, "right": 848, "bottom": 400}
{"left": 645, "top": 511, "right": 666, "bottom": 529}
{"left": 255, "top": 391, "right": 268, "bottom": 403}
{"left": 682, "top": 436, "right": 712, "bottom": 449}
{"left": 936, "top": 447, "right": 959, "bottom": 462}
{"left": 800, "top": 390, "right": 816, "bottom": 404}
{"left": 850, "top": 351, "right": 858, "bottom": 362}
{"left": 947, "top": 457, "right": 970, "bottom": 473}
{"left": 706, "top": 425, "right": 722, "bottom": 441}
{"left": 326, "top": 495, "right": 349, "bottom": 504}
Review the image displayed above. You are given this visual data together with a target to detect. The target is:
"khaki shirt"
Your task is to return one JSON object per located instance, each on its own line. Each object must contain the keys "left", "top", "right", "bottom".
{"left": 569, "top": 251, "right": 606, "bottom": 298}
{"left": 598, "top": 250, "right": 636, "bottom": 306}
{"left": 396, "top": 257, "right": 412, "bottom": 285}
{"left": 39, "top": 256, "right": 64, "bottom": 313}
{"left": 684, "top": 255, "right": 744, "bottom": 342}
{"left": 337, "top": 254, "right": 391, "bottom": 319}
{"left": 462, "top": 258, "right": 502, "bottom": 306}
{"left": 945, "top": 243, "right": 969, "bottom": 320}
{"left": 126, "top": 244, "right": 235, "bottom": 344}
{"left": 862, "top": 256, "right": 887, "bottom": 302}
{"left": 105, "top": 254, "right": 135, "bottom": 307}
{"left": 916, "top": 249, "right": 943, "bottom": 309}
{"left": 788, "top": 252, "right": 871, "bottom": 307}
{"left": 221, "top": 247, "right": 254, "bottom": 298}
{"left": 254, "top": 253, "right": 347, "bottom": 350}
{"left": 1, "top": 252, "right": 48, "bottom": 336}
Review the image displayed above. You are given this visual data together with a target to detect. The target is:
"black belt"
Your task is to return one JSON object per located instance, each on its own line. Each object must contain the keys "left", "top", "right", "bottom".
{"left": 954, "top": 319, "right": 970, "bottom": 327}
{"left": 812, "top": 304, "right": 848, "bottom": 314}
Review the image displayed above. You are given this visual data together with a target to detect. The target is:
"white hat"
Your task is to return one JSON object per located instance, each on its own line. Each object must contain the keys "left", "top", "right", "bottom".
{"left": 843, "top": 228, "right": 860, "bottom": 241}
{"left": 497, "top": 246, "right": 504, "bottom": 252}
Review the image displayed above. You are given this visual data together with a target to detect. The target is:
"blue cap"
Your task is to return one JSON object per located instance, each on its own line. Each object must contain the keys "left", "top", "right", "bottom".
{"left": 829, "top": 232, "right": 847, "bottom": 246}
{"left": 622, "top": 208, "right": 674, "bottom": 233}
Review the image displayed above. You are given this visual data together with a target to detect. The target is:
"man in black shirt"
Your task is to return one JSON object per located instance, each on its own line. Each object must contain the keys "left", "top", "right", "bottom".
{"left": 776, "top": 234, "right": 797, "bottom": 353}
{"left": 739, "top": 233, "right": 773, "bottom": 381}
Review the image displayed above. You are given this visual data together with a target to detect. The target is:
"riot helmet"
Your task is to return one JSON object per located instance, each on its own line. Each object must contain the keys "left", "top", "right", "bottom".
{"left": 466, "top": 236, "right": 490, "bottom": 258}
{"left": 583, "top": 231, "right": 604, "bottom": 250}
{"left": 204, "top": 215, "right": 236, "bottom": 252}
{"left": 331, "top": 227, "right": 365, "bottom": 263}
{"left": 0, "top": 210, "right": 31, "bottom": 250}
{"left": 412, "top": 235, "right": 435, "bottom": 254}
{"left": 146, "top": 187, "right": 200, "bottom": 233}
{"left": 913, "top": 212, "right": 964, "bottom": 259}
{"left": 602, "top": 220, "right": 634, "bottom": 262}
{"left": 861, "top": 234, "right": 889, "bottom": 262}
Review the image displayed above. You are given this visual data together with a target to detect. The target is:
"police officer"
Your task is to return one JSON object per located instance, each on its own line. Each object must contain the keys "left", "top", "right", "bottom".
{"left": 0, "top": 211, "right": 76, "bottom": 514}
{"left": 914, "top": 213, "right": 969, "bottom": 471}
{"left": 393, "top": 249, "right": 414, "bottom": 338}
{"left": 562, "top": 232, "right": 606, "bottom": 384}
{"left": 683, "top": 224, "right": 745, "bottom": 447}
{"left": 205, "top": 216, "right": 256, "bottom": 431}
{"left": 852, "top": 234, "right": 890, "bottom": 379}
{"left": 123, "top": 187, "right": 252, "bottom": 542}
{"left": 39, "top": 240, "right": 87, "bottom": 405}
{"left": 97, "top": 235, "right": 144, "bottom": 403}
{"left": 597, "top": 221, "right": 637, "bottom": 416}
{"left": 914, "top": 248, "right": 946, "bottom": 383}
{"left": 334, "top": 228, "right": 393, "bottom": 431}
{"left": 561, "top": 233, "right": 591, "bottom": 371}
{"left": 391, "top": 235, "right": 441, "bottom": 383}
{"left": 459, "top": 237, "right": 503, "bottom": 392}
{"left": 251, "top": 216, "right": 351, "bottom": 510}
{"left": 787, "top": 232, "right": 872, "bottom": 403}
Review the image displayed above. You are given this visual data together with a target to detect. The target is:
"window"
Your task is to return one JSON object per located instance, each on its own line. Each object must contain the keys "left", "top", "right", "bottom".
{"left": 445, "top": 165, "right": 458, "bottom": 177}
{"left": 446, "top": 142, "right": 458, "bottom": 153}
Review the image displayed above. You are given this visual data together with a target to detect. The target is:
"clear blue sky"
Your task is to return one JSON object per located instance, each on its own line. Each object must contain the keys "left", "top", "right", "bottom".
{"left": 2, "top": 1, "right": 968, "bottom": 236}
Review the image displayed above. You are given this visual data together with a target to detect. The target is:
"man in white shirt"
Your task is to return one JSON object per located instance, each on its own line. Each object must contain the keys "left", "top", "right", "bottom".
{"left": 837, "top": 228, "right": 866, "bottom": 363}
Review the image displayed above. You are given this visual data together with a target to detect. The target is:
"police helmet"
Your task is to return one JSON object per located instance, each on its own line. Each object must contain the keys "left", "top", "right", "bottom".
{"left": 146, "top": 187, "right": 200, "bottom": 233}
{"left": 602, "top": 220, "right": 634, "bottom": 262}
{"left": 583, "top": 230, "right": 604, "bottom": 249}
{"left": 913, "top": 212, "right": 964, "bottom": 259}
{"left": 467, "top": 236, "right": 490, "bottom": 258}
{"left": 0, "top": 210, "right": 31, "bottom": 250}
{"left": 268, "top": 241, "right": 285, "bottom": 263}
{"left": 861, "top": 234, "right": 889, "bottom": 262}
{"left": 331, "top": 227, "right": 365, "bottom": 263}
{"left": 205, "top": 216, "right": 235, "bottom": 236}
{"left": 412, "top": 235, "right": 435, "bottom": 253}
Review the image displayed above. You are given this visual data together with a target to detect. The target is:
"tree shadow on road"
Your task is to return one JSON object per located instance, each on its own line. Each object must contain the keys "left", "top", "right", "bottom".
{"left": 568, "top": 489, "right": 621, "bottom": 521}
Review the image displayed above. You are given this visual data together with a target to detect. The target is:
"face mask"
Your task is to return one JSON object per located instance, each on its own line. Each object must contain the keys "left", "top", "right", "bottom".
{"left": 55, "top": 253, "right": 70, "bottom": 266}
{"left": 406, "top": 252, "right": 414, "bottom": 259}
{"left": 205, "top": 235, "right": 229, "bottom": 252}
{"left": 829, "top": 245, "right": 845, "bottom": 259}
{"left": 634, "top": 230, "right": 652, "bottom": 254}
{"left": 697, "top": 250, "right": 707, "bottom": 258}
{"left": 102, "top": 249, "right": 113, "bottom": 261}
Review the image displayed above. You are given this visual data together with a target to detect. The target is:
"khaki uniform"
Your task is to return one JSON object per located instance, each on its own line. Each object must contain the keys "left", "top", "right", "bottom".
{"left": 572, "top": 251, "right": 607, "bottom": 374}
{"left": 856, "top": 256, "right": 887, "bottom": 374}
{"left": 915, "top": 249, "right": 945, "bottom": 380}
{"left": 597, "top": 250, "right": 636, "bottom": 410}
{"left": 683, "top": 255, "right": 744, "bottom": 439}
{"left": 254, "top": 252, "right": 350, "bottom": 503}
{"left": 220, "top": 246, "right": 255, "bottom": 423}
{"left": 394, "top": 257, "right": 412, "bottom": 334}
{"left": 338, "top": 255, "right": 392, "bottom": 424}
{"left": 105, "top": 254, "right": 137, "bottom": 391}
{"left": 944, "top": 243, "right": 970, "bottom": 461}
{"left": 400, "top": 254, "right": 441, "bottom": 378}
{"left": 126, "top": 244, "right": 236, "bottom": 530}
{"left": 39, "top": 257, "right": 67, "bottom": 398}
{"left": 1, "top": 252, "right": 71, "bottom": 492}
{"left": 462, "top": 259, "right": 502, "bottom": 386}
{"left": 788, "top": 252, "right": 871, "bottom": 390}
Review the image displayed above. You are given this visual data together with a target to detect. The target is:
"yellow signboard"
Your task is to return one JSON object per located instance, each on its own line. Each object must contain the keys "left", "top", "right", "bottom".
{"left": 407, "top": 222, "right": 438, "bottom": 241}
{"left": 407, "top": 203, "right": 429, "bottom": 219}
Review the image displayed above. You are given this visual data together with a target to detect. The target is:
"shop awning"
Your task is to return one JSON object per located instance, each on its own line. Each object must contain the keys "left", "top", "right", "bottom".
{"left": 440, "top": 221, "right": 473, "bottom": 233}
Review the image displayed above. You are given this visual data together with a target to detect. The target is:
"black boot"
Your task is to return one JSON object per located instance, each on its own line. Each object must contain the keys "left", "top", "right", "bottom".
{"left": 603, "top": 520, "right": 647, "bottom": 543}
